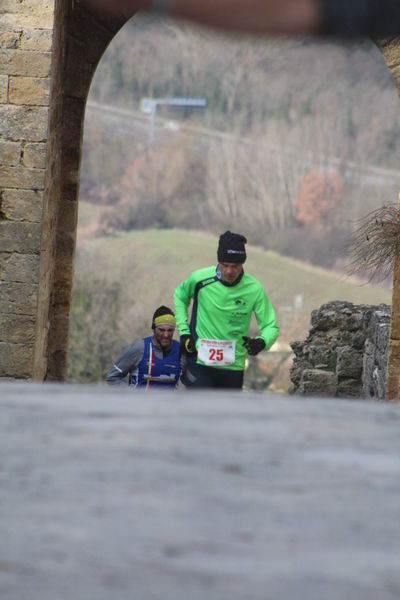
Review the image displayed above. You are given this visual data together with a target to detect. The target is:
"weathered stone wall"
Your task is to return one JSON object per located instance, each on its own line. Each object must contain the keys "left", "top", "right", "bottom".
{"left": 290, "top": 301, "right": 391, "bottom": 400}
{"left": 0, "top": 1, "right": 118, "bottom": 380}
{"left": 0, "top": 0, "right": 54, "bottom": 378}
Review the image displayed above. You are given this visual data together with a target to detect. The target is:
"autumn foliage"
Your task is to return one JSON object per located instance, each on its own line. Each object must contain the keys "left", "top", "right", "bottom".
{"left": 295, "top": 171, "right": 344, "bottom": 230}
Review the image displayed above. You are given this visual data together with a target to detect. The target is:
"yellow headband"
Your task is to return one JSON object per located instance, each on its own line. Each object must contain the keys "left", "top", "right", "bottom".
{"left": 154, "top": 314, "right": 176, "bottom": 327}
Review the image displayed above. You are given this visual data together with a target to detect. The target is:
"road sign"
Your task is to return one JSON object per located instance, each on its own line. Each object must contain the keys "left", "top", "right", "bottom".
{"left": 140, "top": 98, "right": 153, "bottom": 114}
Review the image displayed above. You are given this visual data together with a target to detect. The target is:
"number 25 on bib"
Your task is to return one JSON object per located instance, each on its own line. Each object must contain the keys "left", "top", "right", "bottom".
{"left": 198, "top": 339, "right": 236, "bottom": 366}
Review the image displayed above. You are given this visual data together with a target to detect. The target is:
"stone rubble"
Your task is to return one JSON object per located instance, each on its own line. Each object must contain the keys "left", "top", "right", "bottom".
{"left": 290, "top": 300, "right": 391, "bottom": 399}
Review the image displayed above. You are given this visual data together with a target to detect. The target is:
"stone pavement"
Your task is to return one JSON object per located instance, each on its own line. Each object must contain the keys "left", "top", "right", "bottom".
{"left": 1, "top": 382, "right": 400, "bottom": 600}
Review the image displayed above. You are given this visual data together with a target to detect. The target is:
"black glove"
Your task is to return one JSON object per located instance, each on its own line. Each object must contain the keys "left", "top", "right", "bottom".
{"left": 242, "top": 336, "right": 266, "bottom": 356}
{"left": 180, "top": 334, "right": 196, "bottom": 356}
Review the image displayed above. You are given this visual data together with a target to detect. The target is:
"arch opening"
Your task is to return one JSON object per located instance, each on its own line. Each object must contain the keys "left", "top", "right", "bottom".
{"left": 1, "top": 3, "right": 400, "bottom": 385}
{"left": 67, "top": 15, "right": 397, "bottom": 390}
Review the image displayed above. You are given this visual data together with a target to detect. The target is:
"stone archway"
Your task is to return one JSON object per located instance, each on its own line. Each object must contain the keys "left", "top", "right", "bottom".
{"left": 31, "top": 3, "right": 125, "bottom": 381}
{"left": 0, "top": 1, "right": 125, "bottom": 381}
{"left": 1, "top": 2, "right": 400, "bottom": 384}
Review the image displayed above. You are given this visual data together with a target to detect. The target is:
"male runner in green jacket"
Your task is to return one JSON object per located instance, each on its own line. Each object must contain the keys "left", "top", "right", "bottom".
{"left": 174, "top": 231, "right": 279, "bottom": 389}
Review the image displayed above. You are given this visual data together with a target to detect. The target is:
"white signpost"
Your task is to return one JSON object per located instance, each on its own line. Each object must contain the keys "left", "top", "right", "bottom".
{"left": 141, "top": 97, "right": 207, "bottom": 142}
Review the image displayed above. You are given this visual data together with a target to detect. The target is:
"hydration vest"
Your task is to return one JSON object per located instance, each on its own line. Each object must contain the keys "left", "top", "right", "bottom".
{"left": 129, "top": 337, "right": 181, "bottom": 389}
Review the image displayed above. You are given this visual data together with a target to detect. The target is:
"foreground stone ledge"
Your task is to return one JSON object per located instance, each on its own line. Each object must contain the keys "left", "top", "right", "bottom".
{"left": 1, "top": 387, "right": 400, "bottom": 599}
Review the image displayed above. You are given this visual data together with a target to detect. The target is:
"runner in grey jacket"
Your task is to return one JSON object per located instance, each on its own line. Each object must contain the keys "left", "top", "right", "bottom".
{"left": 106, "top": 306, "right": 181, "bottom": 389}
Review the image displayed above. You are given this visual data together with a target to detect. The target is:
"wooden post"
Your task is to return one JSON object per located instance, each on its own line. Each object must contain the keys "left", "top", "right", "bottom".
{"left": 385, "top": 193, "right": 400, "bottom": 401}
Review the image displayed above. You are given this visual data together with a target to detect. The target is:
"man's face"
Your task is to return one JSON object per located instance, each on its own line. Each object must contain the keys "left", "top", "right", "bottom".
{"left": 153, "top": 325, "right": 175, "bottom": 347}
{"left": 219, "top": 262, "right": 243, "bottom": 283}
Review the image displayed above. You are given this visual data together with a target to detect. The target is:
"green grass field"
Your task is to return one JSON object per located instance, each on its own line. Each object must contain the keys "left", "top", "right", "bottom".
{"left": 73, "top": 226, "right": 391, "bottom": 347}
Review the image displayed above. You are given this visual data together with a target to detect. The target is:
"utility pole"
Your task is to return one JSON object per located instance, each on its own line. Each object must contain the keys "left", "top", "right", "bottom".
{"left": 385, "top": 192, "right": 400, "bottom": 401}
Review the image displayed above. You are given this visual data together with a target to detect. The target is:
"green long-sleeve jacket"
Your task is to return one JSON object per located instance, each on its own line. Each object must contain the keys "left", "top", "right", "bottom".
{"left": 174, "top": 266, "right": 279, "bottom": 371}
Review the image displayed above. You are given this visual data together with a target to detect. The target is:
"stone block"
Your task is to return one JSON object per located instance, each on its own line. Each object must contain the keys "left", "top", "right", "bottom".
{"left": 310, "top": 301, "right": 365, "bottom": 333}
{"left": 62, "top": 148, "right": 81, "bottom": 185}
{"left": 63, "top": 183, "right": 79, "bottom": 204}
{"left": 376, "top": 323, "right": 390, "bottom": 353}
{"left": 21, "top": 29, "right": 53, "bottom": 52}
{"left": 54, "top": 233, "right": 76, "bottom": 266}
{"left": 0, "top": 50, "right": 52, "bottom": 77}
{"left": 62, "top": 97, "right": 86, "bottom": 148}
{"left": 22, "top": 142, "right": 47, "bottom": 168}
{"left": 0, "top": 105, "right": 49, "bottom": 141}
{"left": 305, "top": 343, "right": 334, "bottom": 369}
{"left": 362, "top": 340, "right": 374, "bottom": 380}
{"left": 2, "top": 253, "right": 40, "bottom": 284}
{"left": 0, "top": 75, "right": 8, "bottom": 103}
{"left": 9, "top": 76, "right": 50, "bottom": 106}
{"left": 0, "top": 140, "right": 21, "bottom": 166}
{"left": 65, "top": 37, "right": 96, "bottom": 99}
{"left": 58, "top": 200, "right": 79, "bottom": 235}
{"left": 0, "top": 314, "right": 36, "bottom": 343}
{"left": 0, "top": 342, "right": 33, "bottom": 378}
{"left": 0, "top": 1, "right": 54, "bottom": 29}
{"left": 290, "top": 340, "right": 304, "bottom": 356}
{"left": 0, "top": 165, "right": 45, "bottom": 189}
{"left": 337, "top": 379, "right": 363, "bottom": 399}
{"left": 371, "top": 368, "right": 387, "bottom": 401}
{"left": 336, "top": 346, "right": 363, "bottom": 380}
{"left": 1, "top": 189, "right": 43, "bottom": 222}
{"left": 311, "top": 309, "right": 334, "bottom": 331}
{"left": 69, "top": 9, "right": 114, "bottom": 62}
{"left": 0, "top": 222, "right": 41, "bottom": 252}
{"left": 351, "top": 330, "right": 366, "bottom": 350}
{"left": 0, "top": 282, "right": 38, "bottom": 315}
{"left": 346, "top": 312, "right": 365, "bottom": 332}
{"left": 388, "top": 339, "right": 400, "bottom": 362}
{"left": 0, "top": 29, "right": 22, "bottom": 49}
{"left": 298, "top": 369, "right": 338, "bottom": 397}
{"left": 367, "top": 308, "right": 391, "bottom": 346}
{"left": 389, "top": 311, "right": 400, "bottom": 340}
{"left": 289, "top": 364, "right": 305, "bottom": 387}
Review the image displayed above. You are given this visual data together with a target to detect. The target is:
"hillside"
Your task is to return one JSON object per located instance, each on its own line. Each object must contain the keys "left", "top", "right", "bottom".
{"left": 81, "top": 16, "right": 400, "bottom": 270}
{"left": 67, "top": 227, "right": 391, "bottom": 387}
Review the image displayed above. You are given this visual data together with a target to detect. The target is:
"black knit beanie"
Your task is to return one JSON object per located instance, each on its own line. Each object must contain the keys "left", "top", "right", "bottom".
{"left": 151, "top": 305, "right": 176, "bottom": 329}
{"left": 217, "top": 231, "right": 247, "bottom": 263}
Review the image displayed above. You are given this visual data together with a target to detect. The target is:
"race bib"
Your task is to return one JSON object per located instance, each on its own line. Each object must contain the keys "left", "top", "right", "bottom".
{"left": 198, "top": 339, "right": 236, "bottom": 366}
